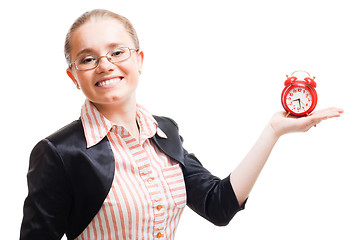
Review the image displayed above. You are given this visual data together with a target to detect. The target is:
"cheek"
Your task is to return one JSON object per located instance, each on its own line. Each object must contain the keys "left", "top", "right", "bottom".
{"left": 130, "top": 54, "right": 142, "bottom": 69}
{"left": 118, "top": 60, "right": 140, "bottom": 76}
{"left": 76, "top": 72, "right": 94, "bottom": 87}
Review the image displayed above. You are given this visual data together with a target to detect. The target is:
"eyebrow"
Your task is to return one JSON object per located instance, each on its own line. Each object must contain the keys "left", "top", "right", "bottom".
{"left": 75, "top": 43, "right": 131, "bottom": 59}
{"left": 75, "top": 48, "right": 95, "bottom": 59}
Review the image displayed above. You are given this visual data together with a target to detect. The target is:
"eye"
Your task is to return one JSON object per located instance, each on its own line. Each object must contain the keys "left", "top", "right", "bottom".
{"left": 79, "top": 56, "right": 97, "bottom": 65}
{"left": 111, "top": 48, "right": 126, "bottom": 57}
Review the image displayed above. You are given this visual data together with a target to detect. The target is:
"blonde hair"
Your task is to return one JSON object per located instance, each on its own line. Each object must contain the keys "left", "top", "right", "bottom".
{"left": 64, "top": 9, "right": 140, "bottom": 66}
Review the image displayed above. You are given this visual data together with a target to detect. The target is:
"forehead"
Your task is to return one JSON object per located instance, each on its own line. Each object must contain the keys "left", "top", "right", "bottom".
{"left": 71, "top": 18, "right": 134, "bottom": 56}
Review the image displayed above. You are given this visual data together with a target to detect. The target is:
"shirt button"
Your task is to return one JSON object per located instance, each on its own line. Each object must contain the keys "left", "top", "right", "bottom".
{"left": 147, "top": 178, "right": 153, "bottom": 184}
{"left": 156, "top": 232, "right": 162, "bottom": 238}
{"left": 156, "top": 205, "right": 162, "bottom": 211}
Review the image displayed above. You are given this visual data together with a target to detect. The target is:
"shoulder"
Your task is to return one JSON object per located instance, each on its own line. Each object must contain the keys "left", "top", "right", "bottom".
{"left": 153, "top": 115, "right": 179, "bottom": 131}
{"left": 153, "top": 115, "right": 183, "bottom": 142}
{"left": 30, "top": 119, "right": 87, "bottom": 164}
{"left": 46, "top": 118, "right": 84, "bottom": 145}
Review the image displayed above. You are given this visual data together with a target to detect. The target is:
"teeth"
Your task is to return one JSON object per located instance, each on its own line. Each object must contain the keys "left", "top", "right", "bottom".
{"left": 97, "top": 78, "right": 121, "bottom": 87}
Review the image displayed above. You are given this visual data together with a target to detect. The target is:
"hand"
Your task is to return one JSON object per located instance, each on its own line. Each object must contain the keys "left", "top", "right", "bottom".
{"left": 270, "top": 107, "right": 344, "bottom": 137}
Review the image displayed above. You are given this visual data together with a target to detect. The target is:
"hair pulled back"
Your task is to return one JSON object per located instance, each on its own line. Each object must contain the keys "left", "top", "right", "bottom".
{"left": 64, "top": 9, "right": 140, "bottom": 66}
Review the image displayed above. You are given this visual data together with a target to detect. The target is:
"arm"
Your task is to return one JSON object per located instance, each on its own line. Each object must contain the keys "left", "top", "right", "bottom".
{"left": 182, "top": 150, "right": 243, "bottom": 226}
{"left": 157, "top": 116, "right": 243, "bottom": 226}
{"left": 20, "top": 139, "right": 71, "bottom": 240}
{"left": 230, "top": 107, "right": 344, "bottom": 205}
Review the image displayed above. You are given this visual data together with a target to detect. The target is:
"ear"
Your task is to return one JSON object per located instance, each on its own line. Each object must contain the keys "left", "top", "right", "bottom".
{"left": 67, "top": 68, "right": 79, "bottom": 87}
{"left": 136, "top": 50, "right": 144, "bottom": 74}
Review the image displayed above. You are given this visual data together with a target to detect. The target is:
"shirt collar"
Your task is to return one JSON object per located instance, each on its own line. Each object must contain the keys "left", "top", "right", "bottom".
{"left": 135, "top": 104, "right": 168, "bottom": 144}
{"left": 81, "top": 99, "right": 167, "bottom": 148}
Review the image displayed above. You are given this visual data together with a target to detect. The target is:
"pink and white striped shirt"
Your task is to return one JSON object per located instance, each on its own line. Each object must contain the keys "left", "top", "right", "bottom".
{"left": 75, "top": 100, "right": 187, "bottom": 240}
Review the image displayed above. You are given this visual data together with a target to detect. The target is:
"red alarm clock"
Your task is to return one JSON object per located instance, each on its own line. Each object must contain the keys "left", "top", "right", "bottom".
{"left": 281, "top": 70, "right": 318, "bottom": 117}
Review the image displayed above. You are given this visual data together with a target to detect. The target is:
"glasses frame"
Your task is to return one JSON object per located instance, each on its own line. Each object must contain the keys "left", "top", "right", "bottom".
{"left": 69, "top": 47, "right": 139, "bottom": 71}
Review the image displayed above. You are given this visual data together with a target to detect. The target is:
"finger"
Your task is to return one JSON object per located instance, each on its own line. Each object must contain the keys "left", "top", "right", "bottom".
{"left": 310, "top": 107, "right": 344, "bottom": 120}
{"left": 302, "top": 107, "right": 343, "bottom": 131}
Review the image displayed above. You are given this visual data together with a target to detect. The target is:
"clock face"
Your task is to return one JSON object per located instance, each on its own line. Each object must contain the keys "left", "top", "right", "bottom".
{"left": 284, "top": 86, "right": 313, "bottom": 115}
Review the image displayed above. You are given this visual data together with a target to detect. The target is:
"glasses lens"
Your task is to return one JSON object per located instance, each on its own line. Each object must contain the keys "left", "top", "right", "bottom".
{"left": 75, "top": 55, "right": 98, "bottom": 71}
{"left": 73, "top": 47, "right": 133, "bottom": 70}
{"left": 107, "top": 47, "right": 131, "bottom": 63}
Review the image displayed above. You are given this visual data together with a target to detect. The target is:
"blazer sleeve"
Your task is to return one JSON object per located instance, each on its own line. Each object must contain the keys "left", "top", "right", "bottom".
{"left": 20, "top": 139, "right": 71, "bottom": 240}
{"left": 158, "top": 116, "right": 246, "bottom": 226}
{"left": 181, "top": 148, "right": 246, "bottom": 226}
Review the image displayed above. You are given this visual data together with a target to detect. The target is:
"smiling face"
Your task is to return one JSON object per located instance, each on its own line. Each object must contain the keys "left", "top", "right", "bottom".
{"left": 67, "top": 18, "right": 144, "bottom": 109}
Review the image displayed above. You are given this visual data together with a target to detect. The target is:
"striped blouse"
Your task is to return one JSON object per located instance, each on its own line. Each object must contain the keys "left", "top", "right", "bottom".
{"left": 75, "top": 100, "right": 187, "bottom": 240}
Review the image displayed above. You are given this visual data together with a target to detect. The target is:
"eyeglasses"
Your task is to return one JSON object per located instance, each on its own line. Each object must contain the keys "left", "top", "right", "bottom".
{"left": 70, "top": 47, "right": 139, "bottom": 71}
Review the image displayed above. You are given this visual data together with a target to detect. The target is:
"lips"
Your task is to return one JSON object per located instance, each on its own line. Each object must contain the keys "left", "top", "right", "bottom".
{"left": 95, "top": 77, "right": 123, "bottom": 87}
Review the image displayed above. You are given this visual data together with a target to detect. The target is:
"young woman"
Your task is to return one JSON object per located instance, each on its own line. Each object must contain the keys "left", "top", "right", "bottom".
{"left": 20, "top": 9, "right": 343, "bottom": 240}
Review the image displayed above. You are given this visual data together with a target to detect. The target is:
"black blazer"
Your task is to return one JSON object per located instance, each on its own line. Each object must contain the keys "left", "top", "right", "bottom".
{"left": 20, "top": 116, "right": 244, "bottom": 240}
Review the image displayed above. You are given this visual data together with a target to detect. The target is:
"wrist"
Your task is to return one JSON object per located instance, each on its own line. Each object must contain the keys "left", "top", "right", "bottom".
{"left": 269, "top": 112, "right": 292, "bottom": 138}
{"left": 266, "top": 122, "right": 281, "bottom": 142}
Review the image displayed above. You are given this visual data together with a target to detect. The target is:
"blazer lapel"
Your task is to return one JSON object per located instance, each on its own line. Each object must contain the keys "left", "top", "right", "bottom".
{"left": 152, "top": 116, "right": 185, "bottom": 166}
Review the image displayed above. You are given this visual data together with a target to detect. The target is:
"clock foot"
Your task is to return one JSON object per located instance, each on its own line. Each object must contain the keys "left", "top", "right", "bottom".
{"left": 285, "top": 112, "right": 291, "bottom": 118}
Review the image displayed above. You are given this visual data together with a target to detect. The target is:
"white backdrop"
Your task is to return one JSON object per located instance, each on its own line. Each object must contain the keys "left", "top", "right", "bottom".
{"left": 1, "top": 0, "right": 359, "bottom": 239}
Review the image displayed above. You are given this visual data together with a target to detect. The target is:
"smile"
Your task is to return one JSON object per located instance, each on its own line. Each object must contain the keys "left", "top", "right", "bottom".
{"left": 96, "top": 77, "right": 123, "bottom": 87}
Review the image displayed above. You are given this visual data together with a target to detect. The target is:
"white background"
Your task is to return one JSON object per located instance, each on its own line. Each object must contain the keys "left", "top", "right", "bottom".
{"left": 1, "top": 0, "right": 359, "bottom": 239}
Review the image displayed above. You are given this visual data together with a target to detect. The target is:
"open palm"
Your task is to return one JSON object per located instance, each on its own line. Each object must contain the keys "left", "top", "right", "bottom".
{"left": 270, "top": 107, "right": 344, "bottom": 137}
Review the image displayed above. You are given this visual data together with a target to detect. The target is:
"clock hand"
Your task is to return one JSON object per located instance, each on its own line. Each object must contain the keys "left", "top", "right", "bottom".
{"left": 292, "top": 98, "right": 301, "bottom": 107}
{"left": 300, "top": 99, "right": 306, "bottom": 106}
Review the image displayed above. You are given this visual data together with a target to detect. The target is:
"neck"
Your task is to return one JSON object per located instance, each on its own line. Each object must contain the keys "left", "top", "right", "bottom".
{"left": 92, "top": 99, "right": 140, "bottom": 141}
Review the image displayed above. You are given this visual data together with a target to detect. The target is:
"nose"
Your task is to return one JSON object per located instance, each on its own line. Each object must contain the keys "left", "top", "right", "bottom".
{"left": 95, "top": 55, "right": 115, "bottom": 73}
